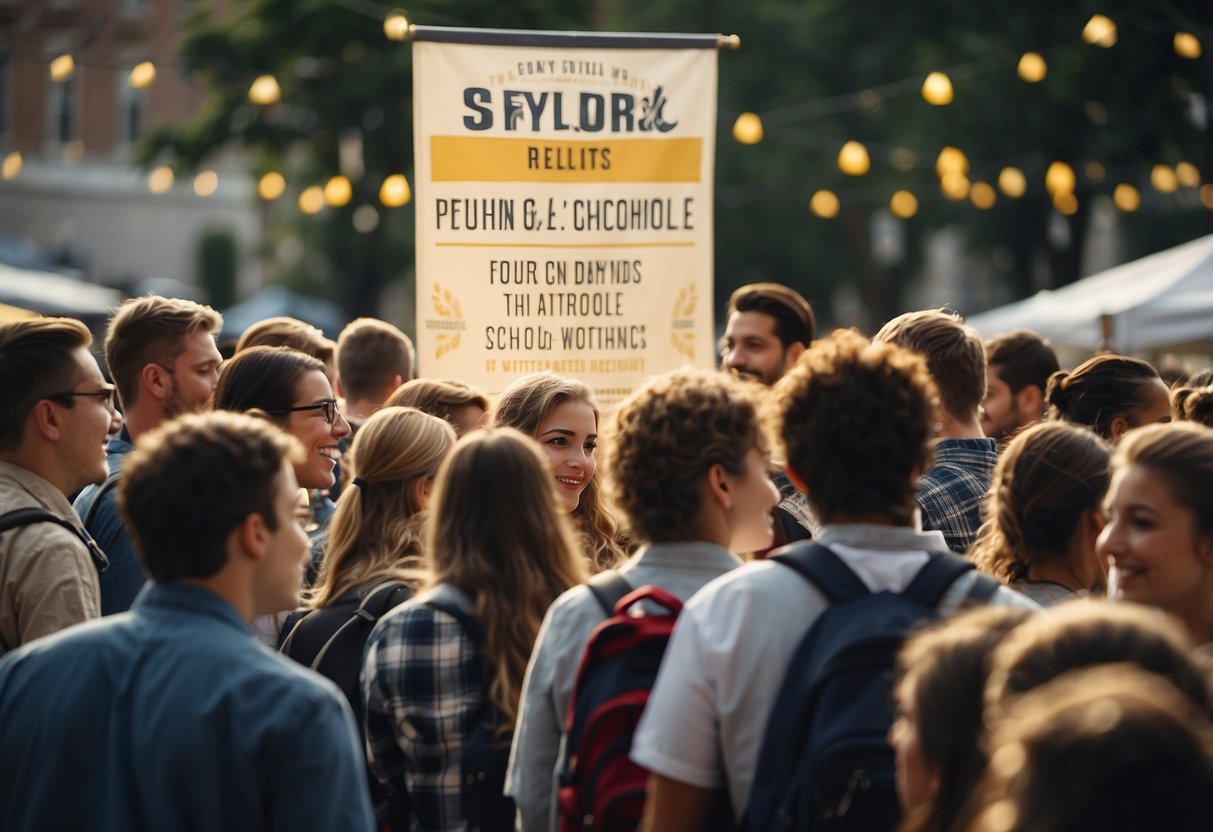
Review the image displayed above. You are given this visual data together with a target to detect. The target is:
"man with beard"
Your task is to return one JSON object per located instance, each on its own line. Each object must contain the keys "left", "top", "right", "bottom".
{"left": 981, "top": 329, "right": 1060, "bottom": 443}
{"left": 720, "top": 283, "right": 816, "bottom": 386}
{"left": 720, "top": 283, "right": 818, "bottom": 547}
{"left": 74, "top": 295, "right": 222, "bottom": 613}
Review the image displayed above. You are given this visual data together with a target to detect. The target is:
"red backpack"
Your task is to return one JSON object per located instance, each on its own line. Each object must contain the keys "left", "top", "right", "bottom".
{"left": 557, "top": 572, "right": 681, "bottom": 832}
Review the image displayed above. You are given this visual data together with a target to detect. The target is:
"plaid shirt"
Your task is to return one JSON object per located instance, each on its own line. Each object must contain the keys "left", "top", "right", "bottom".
{"left": 916, "top": 437, "right": 997, "bottom": 554}
{"left": 364, "top": 584, "right": 485, "bottom": 832}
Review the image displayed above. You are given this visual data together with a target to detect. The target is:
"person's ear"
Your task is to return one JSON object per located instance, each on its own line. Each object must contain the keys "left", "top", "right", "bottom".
{"left": 141, "top": 362, "right": 173, "bottom": 403}
{"left": 413, "top": 476, "right": 433, "bottom": 509}
{"left": 706, "top": 463, "right": 732, "bottom": 509}
{"left": 237, "top": 512, "right": 270, "bottom": 562}
{"left": 1017, "top": 384, "right": 1045, "bottom": 420}
{"left": 30, "top": 400, "right": 64, "bottom": 441}
{"left": 1109, "top": 417, "right": 1131, "bottom": 443}
{"left": 784, "top": 341, "right": 807, "bottom": 368}
{"left": 1196, "top": 534, "right": 1213, "bottom": 566}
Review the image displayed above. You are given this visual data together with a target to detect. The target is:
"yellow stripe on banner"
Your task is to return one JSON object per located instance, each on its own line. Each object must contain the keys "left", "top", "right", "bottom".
{"left": 430, "top": 136, "right": 702, "bottom": 183}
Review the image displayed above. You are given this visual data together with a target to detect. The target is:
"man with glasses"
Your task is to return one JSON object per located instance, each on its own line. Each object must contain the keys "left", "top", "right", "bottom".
{"left": 74, "top": 295, "right": 223, "bottom": 614}
{"left": 0, "top": 318, "right": 113, "bottom": 655}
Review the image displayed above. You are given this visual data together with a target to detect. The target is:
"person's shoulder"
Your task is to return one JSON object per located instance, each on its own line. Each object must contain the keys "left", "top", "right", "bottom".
{"left": 682, "top": 559, "right": 790, "bottom": 617}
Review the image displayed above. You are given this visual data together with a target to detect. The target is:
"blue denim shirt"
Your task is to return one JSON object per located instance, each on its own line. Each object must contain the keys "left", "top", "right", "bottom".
{"left": 73, "top": 429, "right": 146, "bottom": 614}
{"left": 0, "top": 582, "right": 375, "bottom": 831}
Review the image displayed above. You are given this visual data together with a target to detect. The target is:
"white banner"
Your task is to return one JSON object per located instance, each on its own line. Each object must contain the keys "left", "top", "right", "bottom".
{"left": 413, "top": 29, "right": 718, "bottom": 405}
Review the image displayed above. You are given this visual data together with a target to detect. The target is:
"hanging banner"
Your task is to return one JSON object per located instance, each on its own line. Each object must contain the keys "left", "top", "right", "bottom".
{"left": 412, "top": 27, "right": 721, "bottom": 405}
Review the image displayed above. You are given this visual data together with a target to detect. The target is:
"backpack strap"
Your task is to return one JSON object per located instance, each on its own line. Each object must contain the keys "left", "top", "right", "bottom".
{"left": 280, "top": 580, "right": 412, "bottom": 668}
{"left": 586, "top": 569, "right": 633, "bottom": 617}
{"left": 0, "top": 507, "right": 109, "bottom": 574}
{"left": 900, "top": 551, "right": 979, "bottom": 608}
{"left": 80, "top": 469, "right": 122, "bottom": 531}
{"left": 770, "top": 541, "right": 870, "bottom": 604}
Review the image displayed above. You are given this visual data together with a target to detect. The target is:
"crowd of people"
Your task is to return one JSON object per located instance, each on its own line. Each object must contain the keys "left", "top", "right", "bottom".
{"left": 0, "top": 283, "right": 1212, "bottom": 831}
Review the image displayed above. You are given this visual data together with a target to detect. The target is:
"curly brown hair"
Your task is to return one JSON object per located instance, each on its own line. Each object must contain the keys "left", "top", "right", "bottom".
{"left": 1172, "top": 384, "right": 1213, "bottom": 427}
{"left": 769, "top": 328, "right": 937, "bottom": 524}
{"left": 605, "top": 369, "right": 766, "bottom": 543}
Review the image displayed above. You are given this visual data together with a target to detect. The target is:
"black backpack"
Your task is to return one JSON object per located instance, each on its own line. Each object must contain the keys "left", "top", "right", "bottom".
{"left": 745, "top": 543, "right": 999, "bottom": 832}
{"left": 425, "top": 597, "right": 516, "bottom": 832}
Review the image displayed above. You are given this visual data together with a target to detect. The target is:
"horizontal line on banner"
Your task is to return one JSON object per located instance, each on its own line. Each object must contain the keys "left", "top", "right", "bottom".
{"left": 433, "top": 241, "right": 696, "bottom": 248}
{"left": 412, "top": 26, "right": 723, "bottom": 49}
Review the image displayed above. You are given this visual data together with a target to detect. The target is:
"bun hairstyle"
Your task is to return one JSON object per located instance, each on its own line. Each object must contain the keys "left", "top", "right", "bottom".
{"left": 1045, "top": 354, "right": 1161, "bottom": 440}
{"left": 1172, "top": 385, "right": 1213, "bottom": 428}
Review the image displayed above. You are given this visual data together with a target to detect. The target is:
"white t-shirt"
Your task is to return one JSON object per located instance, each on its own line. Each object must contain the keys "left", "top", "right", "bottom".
{"left": 630, "top": 524, "right": 1037, "bottom": 819}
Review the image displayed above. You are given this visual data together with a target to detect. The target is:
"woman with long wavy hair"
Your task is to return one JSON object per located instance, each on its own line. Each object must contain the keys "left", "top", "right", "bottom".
{"left": 491, "top": 372, "right": 626, "bottom": 571}
{"left": 363, "top": 427, "right": 588, "bottom": 832}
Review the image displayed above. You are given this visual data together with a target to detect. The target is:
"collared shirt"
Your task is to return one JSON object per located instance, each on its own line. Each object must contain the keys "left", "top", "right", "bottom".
{"left": 506, "top": 541, "right": 744, "bottom": 832}
{"left": 364, "top": 583, "right": 486, "bottom": 832}
{"left": 0, "top": 582, "right": 374, "bottom": 831}
{"left": 0, "top": 460, "right": 100, "bottom": 654}
{"left": 74, "top": 429, "right": 145, "bottom": 615}
{"left": 630, "top": 523, "right": 1036, "bottom": 819}
{"left": 916, "top": 437, "right": 998, "bottom": 554}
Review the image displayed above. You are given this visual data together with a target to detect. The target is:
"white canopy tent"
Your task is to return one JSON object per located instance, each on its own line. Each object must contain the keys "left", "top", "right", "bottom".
{"left": 965, "top": 234, "right": 1213, "bottom": 357}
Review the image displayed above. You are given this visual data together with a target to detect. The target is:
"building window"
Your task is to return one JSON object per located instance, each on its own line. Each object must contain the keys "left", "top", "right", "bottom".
{"left": 50, "top": 76, "right": 75, "bottom": 145}
{"left": 117, "top": 68, "right": 147, "bottom": 144}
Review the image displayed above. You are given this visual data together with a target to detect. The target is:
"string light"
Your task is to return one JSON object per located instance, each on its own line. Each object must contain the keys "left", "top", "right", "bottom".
{"left": 1082, "top": 14, "right": 1117, "bottom": 48}
{"left": 129, "top": 61, "right": 157, "bottom": 89}
{"left": 298, "top": 185, "right": 325, "bottom": 214}
{"left": 940, "top": 172, "right": 971, "bottom": 201}
{"left": 1113, "top": 183, "right": 1141, "bottom": 212}
{"left": 194, "top": 170, "right": 219, "bottom": 197}
{"left": 258, "top": 171, "right": 286, "bottom": 200}
{"left": 1174, "top": 32, "right": 1201, "bottom": 60}
{"left": 248, "top": 75, "right": 281, "bottom": 105}
{"left": 49, "top": 54, "right": 75, "bottom": 82}
{"left": 1176, "top": 162, "right": 1201, "bottom": 188}
{"left": 1054, "top": 191, "right": 1079, "bottom": 215}
{"left": 1151, "top": 164, "right": 1178, "bottom": 193}
{"left": 935, "top": 146, "right": 969, "bottom": 177}
{"left": 837, "top": 141, "right": 870, "bottom": 176}
{"left": 323, "top": 175, "right": 353, "bottom": 207}
{"left": 148, "top": 166, "right": 174, "bottom": 194}
{"left": 1202, "top": 185, "right": 1213, "bottom": 211}
{"left": 998, "top": 167, "right": 1027, "bottom": 198}
{"left": 921, "top": 72, "right": 954, "bottom": 106}
{"left": 2, "top": 151, "right": 23, "bottom": 180}
{"left": 732, "top": 112, "right": 764, "bottom": 145}
{"left": 809, "top": 190, "right": 840, "bottom": 218}
{"left": 1017, "top": 53, "right": 1047, "bottom": 83}
{"left": 970, "top": 181, "right": 997, "bottom": 209}
{"left": 890, "top": 190, "right": 918, "bottom": 219}
{"left": 379, "top": 174, "right": 411, "bottom": 207}
{"left": 1045, "top": 161, "right": 1076, "bottom": 195}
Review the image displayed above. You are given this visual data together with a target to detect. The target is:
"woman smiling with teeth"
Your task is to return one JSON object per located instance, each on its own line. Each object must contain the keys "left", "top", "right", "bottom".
{"left": 493, "top": 373, "right": 626, "bottom": 572}
{"left": 1098, "top": 421, "right": 1213, "bottom": 651}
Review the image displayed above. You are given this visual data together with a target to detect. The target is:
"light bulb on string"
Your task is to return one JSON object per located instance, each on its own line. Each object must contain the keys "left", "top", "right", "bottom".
{"left": 1151, "top": 165, "right": 1178, "bottom": 193}
{"left": 809, "top": 190, "right": 840, "bottom": 218}
{"left": 1017, "top": 53, "right": 1047, "bottom": 83}
{"left": 2, "top": 152, "right": 23, "bottom": 180}
{"left": 732, "top": 113, "right": 763, "bottom": 145}
{"left": 1113, "top": 184, "right": 1141, "bottom": 212}
{"left": 935, "top": 146, "right": 969, "bottom": 177}
{"left": 1202, "top": 185, "right": 1213, "bottom": 211}
{"left": 148, "top": 166, "right": 174, "bottom": 195}
{"left": 1174, "top": 32, "right": 1201, "bottom": 59}
{"left": 49, "top": 54, "right": 75, "bottom": 82}
{"left": 890, "top": 190, "right": 918, "bottom": 219}
{"left": 970, "top": 182, "right": 997, "bottom": 209}
{"left": 258, "top": 172, "right": 286, "bottom": 201}
{"left": 998, "top": 167, "right": 1027, "bottom": 198}
{"left": 324, "top": 175, "right": 353, "bottom": 207}
{"left": 194, "top": 170, "right": 219, "bottom": 197}
{"left": 1045, "top": 161, "right": 1076, "bottom": 196}
{"left": 1082, "top": 14, "right": 1117, "bottom": 48}
{"left": 1054, "top": 191, "right": 1079, "bottom": 215}
{"left": 298, "top": 186, "right": 325, "bottom": 215}
{"left": 837, "top": 141, "right": 870, "bottom": 176}
{"left": 379, "top": 174, "right": 411, "bottom": 207}
{"left": 940, "top": 172, "right": 971, "bottom": 201}
{"left": 1176, "top": 162, "right": 1201, "bottom": 188}
{"left": 129, "top": 61, "right": 157, "bottom": 89}
{"left": 248, "top": 75, "right": 281, "bottom": 105}
{"left": 921, "top": 72, "right": 954, "bottom": 106}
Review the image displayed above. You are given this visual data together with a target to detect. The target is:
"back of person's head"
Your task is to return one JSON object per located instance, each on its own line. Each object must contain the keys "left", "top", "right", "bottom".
{"left": 1045, "top": 353, "right": 1166, "bottom": 440}
{"left": 425, "top": 427, "right": 586, "bottom": 734}
{"left": 1113, "top": 421, "right": 1213, "bottom": 537}
{"left": 984, "top": 329, "right": 1059, "bottom": 395}
{"left": 1187, "top": 368, "right": 1213, "bottom": 388}
{"left": 725, "top": 282, "right": 817, "bottom": 348}
{"left": 104, "top": 295, "right": 222, "bottom": 410}
{"left": 606, "top": 368, "right": 765, "bottom": 543}
{"left": 335, "top": 317, "right": 415, "bottom": 405}
{"left": 874, "top": 309, "right": 986, "bottom": 423}
{"left": 985, "top": 600, "right": 1213, "bottom": 722}
{"left": 1172, "top": 384, "right": 1213, "bottom": 427}
{"left": 310, "top": 406, "right": 455, "bottom": 608}
{"left": 971, "top": 422, "right": 1110, "bottom": 584}
{"left": 771, "top": 328, "right": 937, "bottom": 525}
{"left": 214, "top": 345, "right": 326, "bottom": 425}
{"left": 0, "top": 317, "right": 92, "bottom": 452}
{"left": 967, "top": 666, "right": 1213, "bottom": 832}
{"left": 117, "top": 410, "right": 299, "bottom": 582}
{"left": 492, "top": 372, "right": 622, "bottom": 570}
{"left": 386, "top": 377, "right": 489, "bottom": 436}
{"left": 894, "top": 606, "right": 1035, "bottom": 832}
{"left": 236, "top": 316, "right": 335, "bottom": 370}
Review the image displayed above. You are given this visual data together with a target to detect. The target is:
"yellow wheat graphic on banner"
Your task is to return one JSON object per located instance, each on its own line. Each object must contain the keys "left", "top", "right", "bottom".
{"left": 670, "top": 283, "right": 697, "bottom": 361}
{"left": 432, "top": 283, "right": 465, "bottom": 359}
